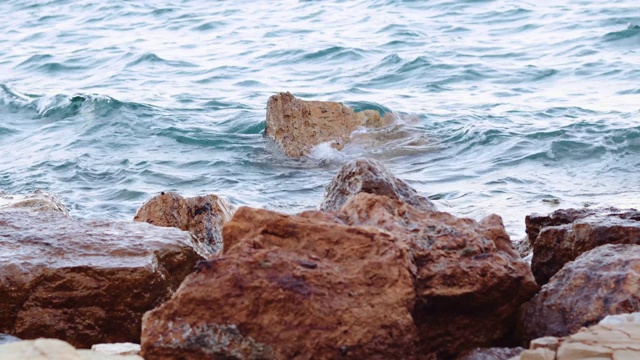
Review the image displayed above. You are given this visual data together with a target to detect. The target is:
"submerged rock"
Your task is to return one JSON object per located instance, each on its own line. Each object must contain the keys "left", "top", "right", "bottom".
{"left": 0, "top": 338, "right": 143, "bottom": 360}
{"left": 265, "top": 92, "right": 390, "bottom": 157}
{"left": 518, "top": 244, "right": 640, "bottom": 345}
{"left": 526, "top": 207, "right": 640, "bottom": 285}
{"left": 0, "top": 190, "right": 67, "bottom": 214}
{"left": 319, "top": 158, "right": 436, "bottom": 212}
{"left": 0, "top": 210, "right": 202, "bottom": 348}
{"left": 514, "top": 311, "right": 640, "bottom": 360}
{"left": 338, "top": 193, "right": 538, "bottom": 357}
{"left": 134, "top": 191, "right": 235, "bottom": 256}
{"left": 142, "top": 205, "right": 419, "bottom": 360}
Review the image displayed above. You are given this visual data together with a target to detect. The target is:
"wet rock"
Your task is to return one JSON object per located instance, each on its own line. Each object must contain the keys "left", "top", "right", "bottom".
{"left": 0, "top": 334, "right": 20, "bottom": 345}
{"left": 142, "top": 205, "right": 419, "bottom": 360}
{"left": 526, "top": 207, "right": 640, "bottom": 285}
{"left": 514, "top": 311, "right": 640, "bottom": 360}
{"left": 0, "top": 190, "right": 68, "bottom": 214}
{"left": 91, "top": 343, "right": 141, "bottom": 356}
{"left": 319, "top": 158, "right": 436, "bottom": 212}
{"left": 456, "top": 347, "right": 523, "bottom": 360}
{"left": 518, "top": 244, "right": 640, "bottom": 345}
{"left": 134, "top": 191, "right": 235, "bottom": 256}
{"left": 0, "top": 338, "right": 143, "bottom": 359}
{"left": 0, "top": 210, "right": 202, "bottom": 348}
{"left": 265, "top": 92, "right": 389, "bottom": 157}
{"left": 338, "top": 193, "right": 539, "bottom": 357}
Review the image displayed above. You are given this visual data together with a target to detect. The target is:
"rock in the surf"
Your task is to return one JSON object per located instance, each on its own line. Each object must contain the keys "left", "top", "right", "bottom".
{"left": 518, "top": 244, "right": 640, "bottom": 345}
{"left": 339, "top": 193, "right": 538, "bottom": 357}
{"left": 525, "top": 207, "right": 640, "bottom": 285}
{"left": 134, "top": 191, "right": 235, "bottom": 256}
{"left": 0, "top": 190, "right": 68, "bottom": 214}
{"left": 0, "top": 210, "right": 202, "bottom": 348}
{"left": 265, "top": 92, "right": 389, "bottom": 157}
{"left": 142, "top": 205, "right": 419, "bottom": 360}
{"left": 319, "top": 158, "right": 436, "bottom": 212}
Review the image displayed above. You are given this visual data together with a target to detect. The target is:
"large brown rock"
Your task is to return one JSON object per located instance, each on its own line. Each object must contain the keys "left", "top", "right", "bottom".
{"left": 518, "top": 244, "right": 640, "bottom": 345}
{"left": 134, "top": 192, "right": 235, "bottom": 256}
{"left": 319, "top": 158, "right": 436, "bottom": 212}
{"left": 0, "top": 210, "right": 202, "bottom": 348}
{"left": 265, "top": 92, "right": 390, "bottom": 157}
{"left": 515, "top": 312, "right": 640, "bottom": 360}
{"left": 338, "top": 193, "right": 539, "bottom": 357}
{"left": 526, "top": 207, "right": 640, "bottom": 285}
{"left": 142, "top": 205, "right": 419, "bottom": 360}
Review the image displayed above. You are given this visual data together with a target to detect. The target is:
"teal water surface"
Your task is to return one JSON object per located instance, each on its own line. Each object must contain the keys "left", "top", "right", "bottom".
{"left": 1, "top": 0, "right": 639, "bottom": 238}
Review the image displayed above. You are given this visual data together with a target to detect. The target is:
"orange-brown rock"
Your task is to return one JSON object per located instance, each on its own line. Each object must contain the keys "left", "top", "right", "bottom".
{"left": 526, "top": 207, "right": 640, "bottom": 285}
{"left": 338, "top": 193, "right": 539, "bottom": 357}
{"left": 265, "top": 92, "right": 389, "bottom": 157}
{"left": 134, "top": 192, "right": 234, "bottom": 256}
{"left": 518, "top": 244, "right": 640, "bottom": 345}
{"left": 0, "top": 210, "right": 202, "bottom": 348}
{"left": 141, "top": 205, "right": 419, "bottom": 360}
{"left": 319, "top": 158, "right": 436, "bottom": 212}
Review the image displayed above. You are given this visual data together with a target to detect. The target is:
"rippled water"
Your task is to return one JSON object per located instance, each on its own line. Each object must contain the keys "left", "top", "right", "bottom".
{"left": 1, "top": 0, "right": 639, "bottom": 238}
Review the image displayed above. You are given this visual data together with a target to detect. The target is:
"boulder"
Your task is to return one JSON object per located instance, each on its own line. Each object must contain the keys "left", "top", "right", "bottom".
{"left": 514, "top": 312, "right": 640, "bottom": 360}
{"left": 518, "top": 244, "right": 640, "bottom": 345}
{"left": 338, "top": 193, "right": 539, "bottom": 357}
{"left": 265, "top": 92, "right": 390, "bottom": 157}
{"left": 526, "top": 207, "right": 640, "bottom": 285}
{"left": 0, "top": 190, "right": 68, "bottom": 214}
{"left": 319, "top": 158, "right": 436, "bottom": 212}
{"left": 134, "top": 192, "right": 235, "bottom": 256}
{"left": 142, "top": 205, "right": 419, "bottom": 360}
{"left": 456, "top": 347, "right": 523, "bottom": 360}
{"left": 0, "top": 338, "right": 143, "bottom": 359}
{"left": 0, "top": 210, "right": 202, "bottom": 348}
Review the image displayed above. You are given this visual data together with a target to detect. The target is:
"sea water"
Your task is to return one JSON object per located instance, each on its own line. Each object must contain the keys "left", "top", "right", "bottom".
{"left": 1, "top": 0, "right": 639, "bottom": 238}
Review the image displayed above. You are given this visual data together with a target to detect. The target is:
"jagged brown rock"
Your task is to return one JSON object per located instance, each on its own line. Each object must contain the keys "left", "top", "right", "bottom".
{"left": 0, "top": 210, "right": 202, "bottom": 348}
{"left": 134, "top": 192, "right": 235, "bottom": 256}
{"left": 142, "top": 205, "right": 419, "bottom": 360}
{"left": 265, "top": 92, "right": 389, "bottom": 157}
{"left": 526, "top": 207, "right": 640, "bottom": 285}
{"left": 319, "top": 158, "right": 435, "bottom": 212}
{"left": 338, "top": 193, "right": 538, "bottom": 357}
{"left": 518, "top": 244, "right": 640, "bottom": 345}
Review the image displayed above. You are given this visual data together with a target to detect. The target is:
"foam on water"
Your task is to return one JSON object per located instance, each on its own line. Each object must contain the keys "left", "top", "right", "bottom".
{"left": 0, "top": 0, "right": 639, "bottom": 237}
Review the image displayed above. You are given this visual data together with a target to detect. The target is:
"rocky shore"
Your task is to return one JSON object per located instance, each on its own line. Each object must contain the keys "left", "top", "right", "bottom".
{"left": 2, "top": 93, "right": 640, "bottom": 359}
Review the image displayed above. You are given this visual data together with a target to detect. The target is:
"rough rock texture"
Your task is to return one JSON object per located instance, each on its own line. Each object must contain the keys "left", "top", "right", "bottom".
{"left": 134, "top": 191, "right": 235, "bottom": 256}
{"left": 265, "top": 92, "right": 390, "bottom": 157}
{"left": 456, "top": 347, "right": 523, "bottom": 360}
{"left": 514, "top": 312, "right": 640, "bottom": 360}
{"left": 0, "top": 190, "right": 68, "bottom": 214}
{"left": 91, "top": 343, "right": 140, "bottom": 356}
{"left": 319, "top": 158, "right": 436, "bottom": 212}
{"left": 0, "top": 339, "right": 143, "bottom": 360}
{"left": 338, "top": 193, "right": 539, "bottom": 357}
{"left": 518, "top": 244, "right": 640, "bottom": 345}
{"left": 142, "top": 192, "right": 537, "bottom": 359}
{"left": 142, "top": 205, "right": 419, "bottom": 360}
{"left": 525, "top": 207, "right": 640, "bottom": 285}
{"left": 0, "top": 334, "right": 20, "bottom": 345}
{"left": 0, "top": 210, "right": 202, "bottom": 348}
